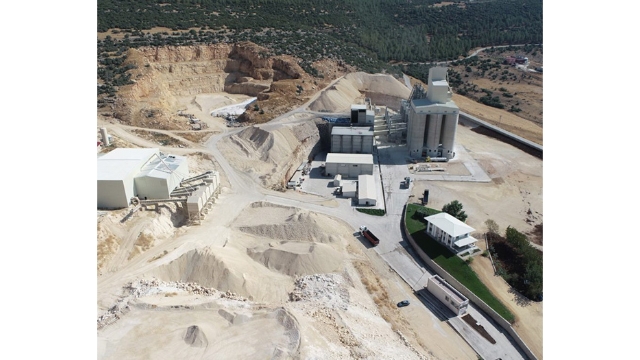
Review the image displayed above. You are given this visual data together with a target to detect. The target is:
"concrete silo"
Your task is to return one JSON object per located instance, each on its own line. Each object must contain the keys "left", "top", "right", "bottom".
{"left": 405, "top": 67, "right": 459, "bottom": 159}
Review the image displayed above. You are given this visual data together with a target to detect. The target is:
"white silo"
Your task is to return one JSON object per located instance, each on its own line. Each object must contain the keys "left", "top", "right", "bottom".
{"left": 100, "top": 128, "right": 110, "bottom": 146}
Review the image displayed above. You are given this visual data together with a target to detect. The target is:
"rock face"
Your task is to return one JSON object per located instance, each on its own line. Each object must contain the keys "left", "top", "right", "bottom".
{"left": 113, "top": 42, "right": 309, "bottom": 129}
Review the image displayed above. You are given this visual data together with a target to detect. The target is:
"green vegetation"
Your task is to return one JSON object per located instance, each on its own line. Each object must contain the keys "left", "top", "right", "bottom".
{"left": 405, "top": 204, "right": 514, "bottom": 322}
{"left": 356, "top": 208, "right": 385, "bottom": 216}
{"left": 442, "top": 200, "right": 468, "bottom": 222}
{"left": 97, "top": 1, "right": 542, "bottom": 99}
{"left": 488, "top": 226, "right": 543, "bottom": 301}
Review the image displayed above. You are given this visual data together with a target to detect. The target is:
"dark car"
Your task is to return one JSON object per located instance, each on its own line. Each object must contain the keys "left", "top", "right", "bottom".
{"left": 397, "top": 300, "right": 410, "bottom": 307}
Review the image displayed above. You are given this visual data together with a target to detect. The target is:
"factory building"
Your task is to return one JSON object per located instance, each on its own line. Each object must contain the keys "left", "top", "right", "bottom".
{"left": 357, "top": 174, "right": 377, "bottom": 206}
{"left": 424, "top": 212, "right": 478, "bottom": 254}
{"left": 426, "top": 275, "right": 469, "bottom": 316}
{"left": 350, "top": 104, "right": 374, "bottom": 125}
{"left": 97, "top": 148, "right": 189, "bottom": 209}
{"left": 325, "top": 153, "right": 374, "bottom": 179}
{"left": 406, "top": 67, "right": 460, "bottom": 159}
{"left": 331, "top": 126, "right": 374, "bottom": 154}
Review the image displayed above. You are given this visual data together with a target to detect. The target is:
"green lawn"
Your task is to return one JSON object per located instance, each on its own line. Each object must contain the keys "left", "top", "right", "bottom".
{"left": 356, "top": 208, "right": 386, "bottom": 216}
{"left": 405, "top": 204, "right": 515, "bottom": 323}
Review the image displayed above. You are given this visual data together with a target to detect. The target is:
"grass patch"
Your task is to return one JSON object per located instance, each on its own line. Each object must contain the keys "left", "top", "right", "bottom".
{"left": 356, "top": 208, "right": 386, "bottom": 216}
{"left": 405, "top": 204, "right": 514, "bottom": 322}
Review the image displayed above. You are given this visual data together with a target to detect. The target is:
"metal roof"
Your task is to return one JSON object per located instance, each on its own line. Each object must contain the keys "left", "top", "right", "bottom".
{"left": 326, "top": 153, "right": 373, "bottom": 165}
{"left": 351, "top": 104, "right": 367, "bottom": 110}
{"left": 342, "top": 181, "right": 357, "bottom": 192}
{"left": 411, "top": 98, "right": 459, "bottom": 112}
{"left": 424, "top": 213, "right": 475, "bottom": 237}
{"left": 331, "top": 127, "right": 374, "bottom": 136}
{"left": 357, "top": 175, "right": 376, "bottom": 201}
{"left": 136, "top": 154, "right": 187, "bottom": 180}
{"left": 97, "top": 148, "right": 159, "bottom": 181}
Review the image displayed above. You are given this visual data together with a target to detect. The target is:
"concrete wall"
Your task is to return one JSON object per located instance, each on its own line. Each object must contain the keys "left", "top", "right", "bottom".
{"left": 402, "top": 207, "right": 538, "bottom": 360}
{"left": 459, "top": 112, "right": 542, "bottom": 156}
{"left": 325, "top": 162, "right": 373, "bottom": 179}
{"left": 97, "top": 179, "right": 130, "bottom": 209}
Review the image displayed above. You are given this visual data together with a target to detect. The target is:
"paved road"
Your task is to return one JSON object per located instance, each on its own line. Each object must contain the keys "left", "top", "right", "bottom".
{"left": 99, "top": 72, "right": 530, "bottom": 359}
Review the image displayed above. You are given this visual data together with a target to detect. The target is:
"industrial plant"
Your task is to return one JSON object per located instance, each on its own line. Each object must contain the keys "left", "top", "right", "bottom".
{"left": 97, "top": 147, "right": 219, "bottom": 222}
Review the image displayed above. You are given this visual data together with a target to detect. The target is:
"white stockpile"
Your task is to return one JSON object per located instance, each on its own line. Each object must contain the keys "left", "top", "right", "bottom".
{"left": 210, "top": 97, "right": 258, "bottom": 117}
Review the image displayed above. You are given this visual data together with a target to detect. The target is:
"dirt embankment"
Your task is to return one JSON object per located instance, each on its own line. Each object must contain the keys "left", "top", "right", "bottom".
{"left": 309, "top": 72, "right": 410, "bottom": 113}
{"left": 218, "top": 121, "right": 321, "bottom": 189}
{"left": 110, "top": 42, "right": 314, "bottom": 130}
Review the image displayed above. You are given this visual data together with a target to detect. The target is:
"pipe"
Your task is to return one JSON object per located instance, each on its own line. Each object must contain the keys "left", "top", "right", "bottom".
{"left": 180, "top": 171, "right": 213, "bottom": 185}
{"left": 140, "top": 198, "right": 187, "bottom": 205}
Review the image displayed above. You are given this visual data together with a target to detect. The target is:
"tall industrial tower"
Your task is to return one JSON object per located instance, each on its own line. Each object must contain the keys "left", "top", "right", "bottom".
{"left": 406, "top": 67, "right": 459, "bottom": 159}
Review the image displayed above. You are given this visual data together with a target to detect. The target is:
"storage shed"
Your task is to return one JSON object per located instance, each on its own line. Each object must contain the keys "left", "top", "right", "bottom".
{"left": 325, "top": 153, "right": 374, "bottom": 179}
{"left": 341, "top": 181, "right": 357, "bottom": 198}
{"left": 357, "top": 174, "right": 377, "bottom": 206}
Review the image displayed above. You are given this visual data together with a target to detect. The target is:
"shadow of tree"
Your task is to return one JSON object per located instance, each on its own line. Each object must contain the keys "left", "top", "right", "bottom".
{"left": 508, "top": 286, "right": 532, "bottom": 307}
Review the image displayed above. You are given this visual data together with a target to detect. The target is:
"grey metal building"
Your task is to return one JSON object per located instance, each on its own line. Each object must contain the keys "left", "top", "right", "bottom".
{"left": 325, "top": 153, "right": 374, "bottom": 179}
{"left": 406, "top": 67, "right": 460, "bottom": 159}
{"left": 331, "top": 126, "right": 374, "bottom": 154}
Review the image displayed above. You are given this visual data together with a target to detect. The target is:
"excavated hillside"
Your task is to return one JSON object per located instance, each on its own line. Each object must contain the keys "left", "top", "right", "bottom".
{"left": 110, "top": 42, "right": 317, "bottom": 130}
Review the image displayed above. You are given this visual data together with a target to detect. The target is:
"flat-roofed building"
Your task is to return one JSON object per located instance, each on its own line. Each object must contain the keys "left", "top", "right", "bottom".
{"left": 426, "top": 275, "right": 469, "bottom": 316}
{"left": 325, "top": 153, "right": 374, "bottom": 179}
{"left": 331, "top": 126, "right": 374, "bottom": 154}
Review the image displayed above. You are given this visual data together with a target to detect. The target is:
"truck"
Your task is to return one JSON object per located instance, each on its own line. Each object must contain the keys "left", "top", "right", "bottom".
{"left": 359, "top": 226, "right": 380, "bottom": 246}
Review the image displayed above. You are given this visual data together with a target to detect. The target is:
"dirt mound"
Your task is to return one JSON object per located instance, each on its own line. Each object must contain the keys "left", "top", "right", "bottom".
{"left": 150, "top": 247, "right": 292, "bottom": 302}
{"left": 219, "top": 121, "right": 320, "bottom": 188}
{"left": 309, "top": 72, "right": 410, "bottom": 112}
{"left": 237, "top": 210, "right": 339, "bottom": 244}
{"left": 98, "top": 299, "right": 300, "bottom": 360}
{"left": 248, "top": 241, "right": 344, "bottom": 276}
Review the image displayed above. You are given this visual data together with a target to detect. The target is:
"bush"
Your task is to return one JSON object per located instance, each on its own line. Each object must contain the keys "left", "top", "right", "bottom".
{"left": 356, "top": 208, "right": 385, "bottom": 216}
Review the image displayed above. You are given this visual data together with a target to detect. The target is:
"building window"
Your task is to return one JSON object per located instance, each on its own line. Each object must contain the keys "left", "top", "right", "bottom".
{"left": 445, "top": 296, "right": 449, "bottom": 301}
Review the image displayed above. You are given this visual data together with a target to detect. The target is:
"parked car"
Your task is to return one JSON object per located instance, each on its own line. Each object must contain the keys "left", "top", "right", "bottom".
{"left": 397, "top": 300, "right": 410, "bottom": 307}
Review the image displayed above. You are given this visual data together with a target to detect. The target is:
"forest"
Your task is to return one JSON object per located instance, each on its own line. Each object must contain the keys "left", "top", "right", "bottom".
{"left": 97, "top": 0, "right": 542, "bottom": 97}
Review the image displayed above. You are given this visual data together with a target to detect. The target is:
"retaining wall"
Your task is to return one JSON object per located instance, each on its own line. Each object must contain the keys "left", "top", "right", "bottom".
{"left": 459, "top": 111, "right": 542, "bottom": 155}
{"left": 403, "top": 206, "right": 538, "bottom": 360}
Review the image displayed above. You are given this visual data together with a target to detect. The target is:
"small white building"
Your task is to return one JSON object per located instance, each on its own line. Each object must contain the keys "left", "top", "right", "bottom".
{"left": 424, "top": 212, "right": 478, "bottom": 254}
{"left": 426, "top": 275, "right": 469, "bottom": 316}
{"left": 357, "top": 174, "right": 377, "bottom": 206}
{"left": 341, "top": 181, "right": 357, "bottom": 198}
{"left": 325, "top": 153, "right": 374, "bottom": 179}
{"left": 134, "top": 154, "right": 189, "bottom": 200}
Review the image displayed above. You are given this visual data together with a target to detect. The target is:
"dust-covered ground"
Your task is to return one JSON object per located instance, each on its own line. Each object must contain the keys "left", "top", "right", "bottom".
{"left": 98, "top": 202, "right": 461, "bottom": 359}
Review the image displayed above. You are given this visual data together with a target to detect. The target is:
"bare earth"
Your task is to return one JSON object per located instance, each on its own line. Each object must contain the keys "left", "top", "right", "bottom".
{"left": 98, "top": 66, "right": 541, "bottom": 359}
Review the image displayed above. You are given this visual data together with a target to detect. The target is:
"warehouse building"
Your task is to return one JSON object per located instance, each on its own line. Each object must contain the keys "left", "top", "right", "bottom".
{"left": 331, "top": 126, "right": 374, "bottom": 154}
{"left": 97, "top": 148, "right": 189, "bottom": 209}
{"left": 357, "top": 174, "right": 377, "bottom": 206}
{"left": 406, "top": 67, "right": 460, "bottom": 160}
{"left": 325, "top": 153, "right": 374, "bottom": 179}
{"left": 426, "top": 275, "right": 469, "bottom": 316}
{"left": 424, "top": 212, "right": 478, "bottom": 254}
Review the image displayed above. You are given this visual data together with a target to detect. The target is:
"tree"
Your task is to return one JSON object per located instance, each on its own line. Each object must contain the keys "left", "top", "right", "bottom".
{"left": 485, "top": 219, "right": 499, "bottom": 235}
{"left": 442, "top": 200, "right": 468, "bottom": 222}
